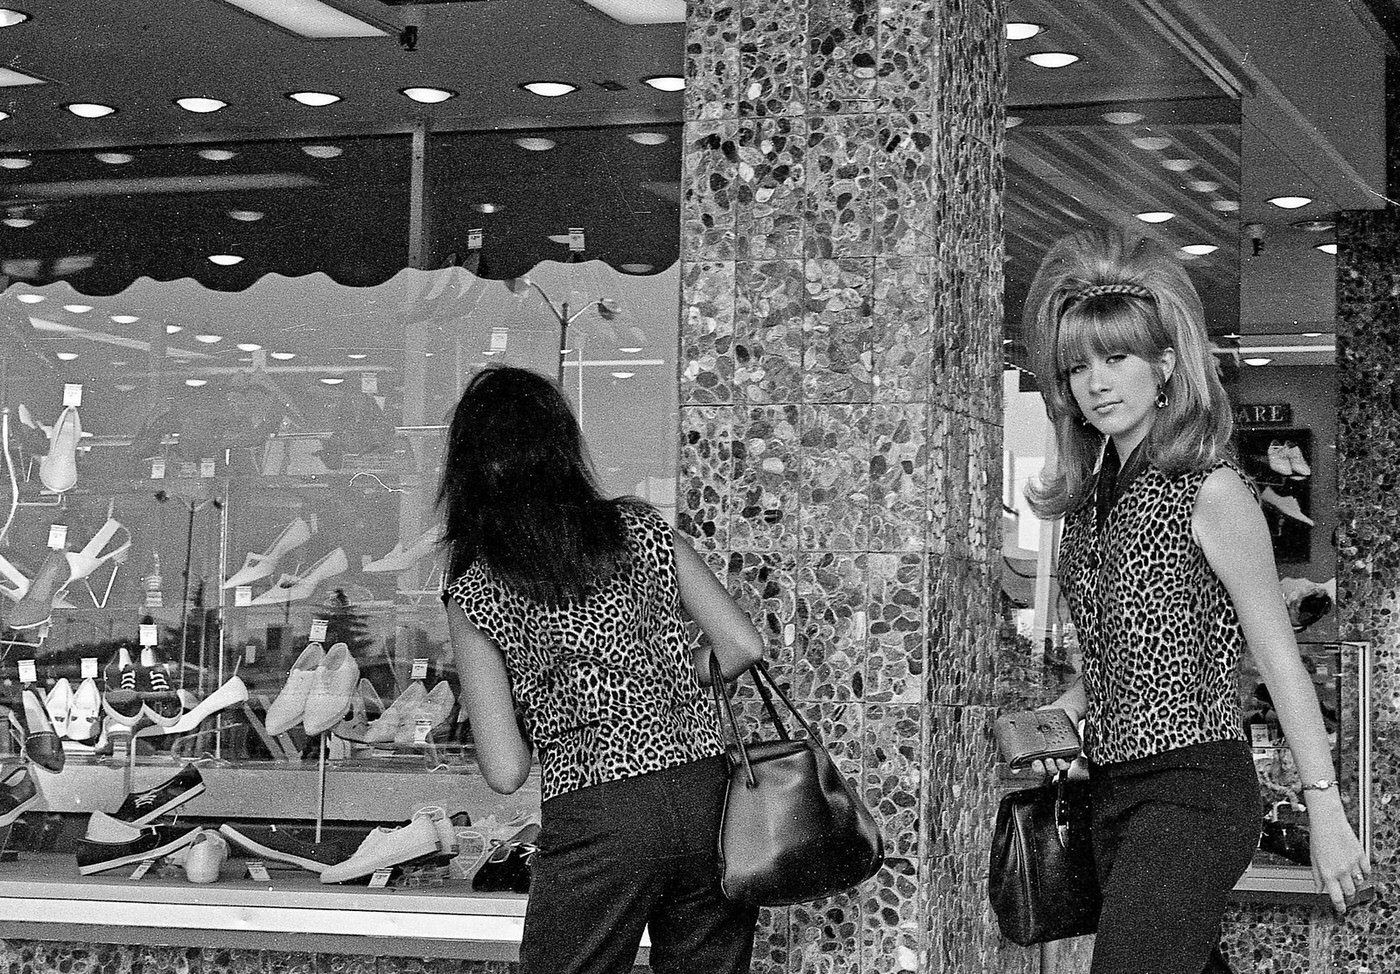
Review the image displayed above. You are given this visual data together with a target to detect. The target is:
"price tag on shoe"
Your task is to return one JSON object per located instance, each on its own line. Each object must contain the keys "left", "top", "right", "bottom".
{"left": 245, "top": 860, "right": 270, "bottom": 882}
{"left": 245, "top": 644, "right": 257, "bottom": 664}
{"left": 235, "top": 586, "right": 253, "bottom": 607}
{"left": 368, "top": 869, "right": 393, "bottom": 888}
{"left": 81, "top": 657, "right": 98, "bottom": 680}
{"left": 17, "top": 659, "right": 36, "bottom": 684}
{"left": 139, "top": 623, "right": 158, "bottom": 647}
{"left": 150, "top": 458, "right": 166, "bottom": 480}
{"left": 414, "top": 719, "right": 433, "bottom": 745}
{"left": 46, "top": 524, "right": 68, "bottom": 550}
{"left": 129, "top": 859, "right": 155, "bottom": 880}
{"left": 309, "top": 619, "right": 329, "bottom": 643}
{"left": 63, "top": 383, "right": 83, "bottom": 408}
{"left": 410, "top": 658, "right": 429, "bottom": 681}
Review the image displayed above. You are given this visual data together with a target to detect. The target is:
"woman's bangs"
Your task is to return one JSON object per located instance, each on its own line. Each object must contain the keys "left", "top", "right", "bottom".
{"left": 1054, "top": 301, "right": 1157, "bottom": 375}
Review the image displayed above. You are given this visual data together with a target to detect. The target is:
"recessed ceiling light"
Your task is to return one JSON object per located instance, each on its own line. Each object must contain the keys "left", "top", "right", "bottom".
{"left": 627, "top": 131, "right": 669, "bottom": 145}
{"left": 346, "top": 353, "right": 368, "bottom": 360}
{"left": 270, "top": 351, "right": 296, "bottom": 360}
{"left": 0, "top": 111, "right": 9, "bottom": 120}
{"left": 611, "top": 371, "right": 636, "bottom": 379}
{"left": 1005, "top": 22, "right": 1042, "bottom": 41}
{"left": 1180, "top": 244, "right": 1219, "bottom": 256}
{"left": 215, "top": 0, "right": 387, "bottom": 38}
{"left": 1130, "top": 136, "right": 1172, "bottom": 151}
{"left": 1188, "top": 180, "right": 1221, "bottom": 193}
{"left": 66, "top": 103, "right": 117, "bottom": 118}
{"left": 0, "top": 9, "right": 31, "bottom": 27}
{"left": 237, "top": 342, "right": 263, "bottom": 351}
{"left": 1161, "top": 158, "right": 1196, "bottom": 172}
{"left": 1315, "top": 243, "right": 1339, "bottom": 255}
{"left": 547, "top": 233, "right": 573, "bottom": 244}
{"left": 176, "top": 97, "right": 227, "bottom": 113}
{"left": 208, "top": 254, "right": 243, "bottom": 266}
{"left": 15, "top": 294, "right": 43, "bottom": 303}
{"left": 320, "top": 377, "right": 345, "bottom": 385}
{"left": 1005, "top": 116, "right": 1024, "bottom": 129}
{"left": 195, "top": 333, "right": 223, "bottom": 343}
{"left": 1023, "top": 52, "right": 1080, "bottom": 69}
{"left": 1211, "top": 199, "right": 1239, "bottom": 212}
{"left": 111, "top": 315, "right": 139, "bottom": 323}
{"left": 302, "top": 144, "right": 343, "bottom": 159}
{"left": 185, "top": 378, "right": 208, "bottom": 387}
{"left": 95, "top": 151, "right": 134, "bottom": 164}
{"left": 198, "top": 148, "right": 237, "bottom": 162}
{"left": 1135, "top": 211, "right": 1175, "bottom": 224}
{"left": 619, "top": 263, "right": 653, "bottom": 274}
{"left": 514, "top": 137, "right": 556, "bottom": 151}
{"left": 287, "top": 91, "right": 342, "bottom": 107}
{"left": 228, "top": 209, "right": 265, "bottom": 222}
{"left": 2, "top": 216, "right": 34, "bottom": 228}
{"left": 1292, "top": 219, "right": 1336, "bottom": 232}
{"left": 522, "top": 81, "right": 578, "bottom": 97}
{"left": 111, "top": 360, "right": 128, "bottom": 367}
{"left": 1302, "top": 332, "right": 1324, "bottom": 338}
{"left": 1243, "top": 358, "right": 1272, "bottom": 366}
{"left": 1267, "top": 196, "right": 1313, "bottom": 209}
{"left": 642, "top": 75, "right": 686, "bottom": 91}
{"left": 475, "top": 202, "right": 501, "bottom": 214}
{"left": 424, "top": 352, "right": 435, "bottom": 358}
{"left": 618, "top": 346, "right": 643, "bottom": 353}
{"left": 55, "top": 351, "right": 78, "bottom": 361}
{"left": 166, "top": 324, "right": 183, "bottom": 334}
{"left": 1102, "top": 111, "right": 1144, "bottom": 125}
{"left": 0, "top": 157, "right": 31, "bottom": 169}
{"left": 63, "top": 304, "right": 92, "bottom": 313}
{"left": 401, "top": 87, "right": 457, "bottom": 104}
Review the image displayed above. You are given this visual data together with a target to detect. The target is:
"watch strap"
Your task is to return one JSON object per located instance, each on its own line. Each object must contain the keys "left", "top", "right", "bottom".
{"left": 1301, "top": 777, "right": 1338, "bottom": 792}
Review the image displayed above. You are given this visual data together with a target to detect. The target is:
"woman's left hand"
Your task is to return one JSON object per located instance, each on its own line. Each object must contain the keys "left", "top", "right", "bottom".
{"left": 1306, "top": 799, "right": 1372, "bottom": 913}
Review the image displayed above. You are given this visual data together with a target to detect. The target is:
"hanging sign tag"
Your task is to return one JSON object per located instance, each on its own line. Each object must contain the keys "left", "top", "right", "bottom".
{"left": 360, "top": 372, "right": 378, "bottom": 394}
{"left": 200, "top": 458, "right": 217, "bottom": 478}
{"left": 81, "top": 657, "right": 99, "bottom": 680}
{"left": 368, "top": 869, "right": 393, "bottom": 888}
{"left": 245, "top": 644, "right": 257, "bottom": 664}
{"left": 151, "top": 458, "right": 167, "bottom": 480}
{"left": 490, "top": 328, "right": 508, "bottom": 352}
{"left": 63, "top": 383, "right": 84, "bottom": 408}
{"left": 568, "top": 227, "right": 585, "bottom": 251}
{"left": 245, "top": 860, "right": 271, "bottom": 882}
{"left": 410, "top": 658, "right": 429, "bottom": 681}
{"left": 128, "top": 859, "right": 155, "bottom": 880}
{"left": 47, "top": 524, "right": 68, "bottom": 550}
{"left": 414, "top": 719, "right": 433, "bottom": 744}
{"left": 16, "top": 660, "right": 36, "bottom": 684}
{"left": 139, "top": 624, "right": 158, "bottom": 647}
{"left": 235, "top": 586, "right": 253, "bottom": 607}
{"left": 309, "top": 619, "right": 329, "bottom": 643}
{"left": 468, "top": 228, "right": 483, "bottom": 250}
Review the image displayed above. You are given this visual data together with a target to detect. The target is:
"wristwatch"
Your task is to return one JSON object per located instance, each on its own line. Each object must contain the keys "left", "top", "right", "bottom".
{"left": 1302, "top": 778, "right": 1338, "bottom": 792}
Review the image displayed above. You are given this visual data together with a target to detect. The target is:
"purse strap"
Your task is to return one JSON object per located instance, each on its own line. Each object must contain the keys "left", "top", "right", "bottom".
{"left": 709, "top": 655, "right": 832, "bottom": 788}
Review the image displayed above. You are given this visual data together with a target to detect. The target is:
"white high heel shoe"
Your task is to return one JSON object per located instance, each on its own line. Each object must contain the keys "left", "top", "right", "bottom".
{"left": 38, "top": 405, "right": 82, "bottom": 494}
{"left": 362, "top": 528, "right": 438, "bottom": 574}
{"left": 4, "top": 518, "right": 131, "bottom": 630}
{"left": 224, "top": 517, "right": 312, "bottom": 589}
{"left": 249, "top": 547, "right": 348, "bottom": 605}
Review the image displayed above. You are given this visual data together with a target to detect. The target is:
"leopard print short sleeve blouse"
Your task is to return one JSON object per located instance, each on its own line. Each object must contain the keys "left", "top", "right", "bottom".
{"left": 1058, "top": 460, "right": 1249, "bottom": 765}
{"left": 444, "top": 502, "right": 723, "bottom": 801}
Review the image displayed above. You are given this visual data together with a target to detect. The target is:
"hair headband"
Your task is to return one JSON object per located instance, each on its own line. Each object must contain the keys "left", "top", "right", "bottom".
{"left": 1071, "top": 282, "right": 1155, "bottom": 302}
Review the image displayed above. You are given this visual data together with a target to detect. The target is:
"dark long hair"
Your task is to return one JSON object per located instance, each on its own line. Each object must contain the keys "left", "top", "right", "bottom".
{"left": 436, "top": 365, "right": 631, "bottom": 607}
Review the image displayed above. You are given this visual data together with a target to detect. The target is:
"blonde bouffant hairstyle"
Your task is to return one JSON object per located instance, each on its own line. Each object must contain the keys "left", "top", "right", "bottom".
{"left": 1024, "top": 228, "right": 1233, "bottom": 519}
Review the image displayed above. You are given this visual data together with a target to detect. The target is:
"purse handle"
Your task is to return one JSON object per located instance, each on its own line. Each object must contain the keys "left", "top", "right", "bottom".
{"left": 709, "top": 655, "right": 831, "bottom": 788}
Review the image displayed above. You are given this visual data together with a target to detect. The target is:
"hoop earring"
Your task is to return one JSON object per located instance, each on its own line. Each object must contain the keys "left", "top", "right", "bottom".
{"left": 1155, "top": 388, "right": 1169, "bottom": 410}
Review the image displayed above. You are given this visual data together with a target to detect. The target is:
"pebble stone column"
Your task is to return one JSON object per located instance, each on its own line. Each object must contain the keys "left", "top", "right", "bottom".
{"left": 679, "top": 3, "right": 1023, "bottom": 972}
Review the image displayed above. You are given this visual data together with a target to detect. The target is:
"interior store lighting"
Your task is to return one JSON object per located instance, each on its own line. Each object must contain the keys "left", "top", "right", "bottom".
{"left": 514, "top": 137, "right": 556, "bottom": 151}
{"left": 0, "top": 9, "right": 30, "bottom": 27}
{"left": 185, "top": 378, "right": 208, "bottom": 387}
{"left": 1130, "top": 136, "right": 1171, "bottom": 151}
{"left": 611, "top": 371, "right": 636, "bottom": 379}
{"left": 320, "top": 377, "right": 345, "bottom": 385}
{"left": 1188, "top": 180, "right": 1221, "bottom": 192}
{"left": 215, "top": 0, "right": 387, "bottom": 39}
{"left": 228, "top": 210, "right": 265, "bottom": 222}
{"left": 270, "top": 351, "right": 296, "bottom": 360}
{"left": 642, "top": 76, "right": 686, "bottom": 91}
{"left": 2, "top": 216, "right": 34, "bottom": 228}
{"left": 55, "top": 352, "right": 78, "bottom": 361}
{"left": 302, "top": 144, "right": 343, "bottom": 158}
{"left": 1292, "top": 219, "right": 1336, "bottom": 232}
{"left": 1005, "top": 116, "right": 1024, "bottom": 129}
{"left": 237, "top": 343, "right": 263, "bottom": 351}
{"left": 0, "top": 111, "right": 9, "bottom": 120}
{"left": 95, "top": 152, "right": 135, "bottom": 164}
{"left": 346, "top": 353, "right": 368, "bottom": 360}
{"left": 475, "top": 203, "right": 501, "bottom": 214}
{"left": 66, "top": 103, "right": 117, "bottom": 118}
{"left": 0, "top": 157, "right": 31, "bottom": 168}
{"left": 1023, "top": 52, "right": 1080, "bottom": 69}
{"left": 0, "top": 68, "right": 46, "bottom": 86}
{"left": 1211, "top": 200, "right": 1240, "bottom": 211}
{"left": 166, "top": 324, "right": 183, "bottom": 334}
{"left": 1005, "top": 23, "right": 1042, "bottom": 40}
{"left": 1102, "top": 111, "right": 1143, "bottom": 125}
{"left": 209, "top": 254, "right": 244, "bottom": 265}
{"left": 1243, "top": 358, "right": 1272, "bottom": 366}
{"left": 15, "top": 294, "right": 44, "bottom": 303}
{"left": 1267, "top": 196, "right": 1313, "bottom": 209}
{"left": 111, "top": 315, "right": 140, "bottom": 323}
{"left": 288, "top": 91, "right": 342, "bottom": 106}
{"left": 63, "top": 304, "right": 93, "bottom": 313}
{"left": 176, "top": 97, "right": 228, "bottom": 113}
{"left": 1315, "top": 243, "right": 1338, "bottom": 255}
{"left": 619, "top": 347, "right": 643, "bottom": 353}
{"left": 1161, "top": 159, "right": 1196, "bottom": 172}
{"left": 195, "top": 333, "right": 223, "bottom": 343}
{"left": 199, "top": 148, "right": 237, "bottom": 161}
{"left": 1180, "top": 244, "right": 1218, "bottom": 256}
{"left": 522, "top": 81, "right": 578, "bottom": 97}
{"left": 1135, "top": 212, "right": 1175, "bottom": 224}
{"left": 627, "top": 132, "right": 669, "bottom": 145}
{"left": 401, "top": 87, "right": 456, "bottom": 104}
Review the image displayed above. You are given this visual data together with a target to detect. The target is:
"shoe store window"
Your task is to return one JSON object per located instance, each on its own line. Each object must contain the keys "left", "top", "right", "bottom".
{"left": 0, "top": 0, "right": 684, "bottom": 958}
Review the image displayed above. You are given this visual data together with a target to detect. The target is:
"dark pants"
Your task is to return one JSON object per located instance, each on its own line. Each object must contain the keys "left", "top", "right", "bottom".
{"left": 520, "top": 756, "right": 758, "bottom": 974}
{"left": 1088, "top": 741, "right": 1262, "bottom": 974}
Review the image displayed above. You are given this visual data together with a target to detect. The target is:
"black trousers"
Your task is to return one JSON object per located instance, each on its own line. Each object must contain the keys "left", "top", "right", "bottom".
{"left": 1088, "top": 740, "right": 1262, "bottom": 974}
{"left": 520, "top": 756, "right": 758, "bottom": 974}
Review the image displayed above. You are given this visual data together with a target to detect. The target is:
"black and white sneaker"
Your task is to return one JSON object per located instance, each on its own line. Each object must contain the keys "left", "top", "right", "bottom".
{"left": 76, "top": 812, "right": 198, "bottom": 875}
{"left": 218, "top": 823, "right": 350, "bottom": 875}
{"left": 112, "top": 764, "right": 206, "bottom": 825}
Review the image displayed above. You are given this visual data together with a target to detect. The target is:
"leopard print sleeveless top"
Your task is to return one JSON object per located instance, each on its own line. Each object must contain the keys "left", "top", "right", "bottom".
{"left": 445, "top": 502, "right": 723, "bottom": 801}
{"left": 1059, "top": 461, "right": 1249, "bottom": 765}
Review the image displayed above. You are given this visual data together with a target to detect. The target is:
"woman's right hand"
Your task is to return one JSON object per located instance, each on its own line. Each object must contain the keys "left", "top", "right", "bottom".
{"left": 1028, "top": 705, "right": 1086, "bottom": 779}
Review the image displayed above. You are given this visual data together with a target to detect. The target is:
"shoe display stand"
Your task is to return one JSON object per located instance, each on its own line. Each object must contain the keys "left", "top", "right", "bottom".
{"left": 1234, "top": 428, "right": 1315, "bottom": 563}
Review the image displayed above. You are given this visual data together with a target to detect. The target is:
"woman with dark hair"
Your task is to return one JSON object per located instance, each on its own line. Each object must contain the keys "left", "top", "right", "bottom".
{"left": 437, "top": 365, "right": 763, "bottom": 974}
{"left": 1023, "top": 229, "right": 1369, "bottom": 973}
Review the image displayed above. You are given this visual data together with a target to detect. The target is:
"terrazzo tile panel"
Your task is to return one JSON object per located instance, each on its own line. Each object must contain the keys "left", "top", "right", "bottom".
{"left": 683, "top": 0, "right": 739, "bottom": 122}
{"left": 682, "top": 122, "right": 740, "bottom": 262}
{"left": 679, "top": 261, "right": 736, "bottom": 406}
{"left": 921, "top": 704, "right": 999, "bottom": 861}
{"left": 805, "top": 114, "right": 878, "bottom": 259}
{"left": 193, "top": 949, "right": 262, "bottom": 974}
{"left": 795, "top": 550, "right": 868, "bottom": 701}
{"left": 806, "top": 0, "right": 880, "bottom": 116}
{"left": 678, "top": 404, "right": 732, "bottom": 548}
{"left": 736, "top": 118, "right": 808, "bottom": 260}
{"left": 927, "top": 556, "right": 996, "bottom": 706}
{"left": 317, "top": 955, "right": 379, "bottom": 974}
{"left": 875, "top": 1, "right": 937, "bottom": 114}
{"left": 802, "top": 257, "right": 875, "bottom": 404}
{"left": 738, "top": 4, "right": 808, "bottom": 118}
{"left": 863, "top": 703, "right": 923, "bottom": 858}
{"left": 798, "top": 405, "right": 871, "bottom": 552}
{"left": 788, "top": 885, "right": 864, "bottom": 974}
{"left": 869, "top": 403, "right": 928, "bottom": 552}
{"left": 726, "top": 549, "right": 801, "bottom": 700}
{"left": 870, "top": 256, "right": 934, "bottom": 403}
{"left": 934, "top": 0, "right": 1006, "bottom": 150}
{"left": 920, "top": 852, "right": 1002, "bottom": 974}
{"left": 860, "top": 857, "right": 921, "bottom": 974}
{"left": 734, "top": 259, "right": 807, "bottom": 404}
{"left": 873, "top": 116, "right": 937, "bottom": 258}
{"left": 864, "top": 552, "right": 925, "bottom": 704}
{"left": 730, "top": 404, "right": 802, "bottom": 550}
{"left": 750, "top": 905, "right": 791, "bottom": 974}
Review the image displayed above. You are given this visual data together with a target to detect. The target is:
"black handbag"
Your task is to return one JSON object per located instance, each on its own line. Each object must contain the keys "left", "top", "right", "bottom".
{"left": 988, "top": 773, "right": 1101, "bottom": 945}
{"left": 708, "top": 656, "right": 884, "bottom": 906}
